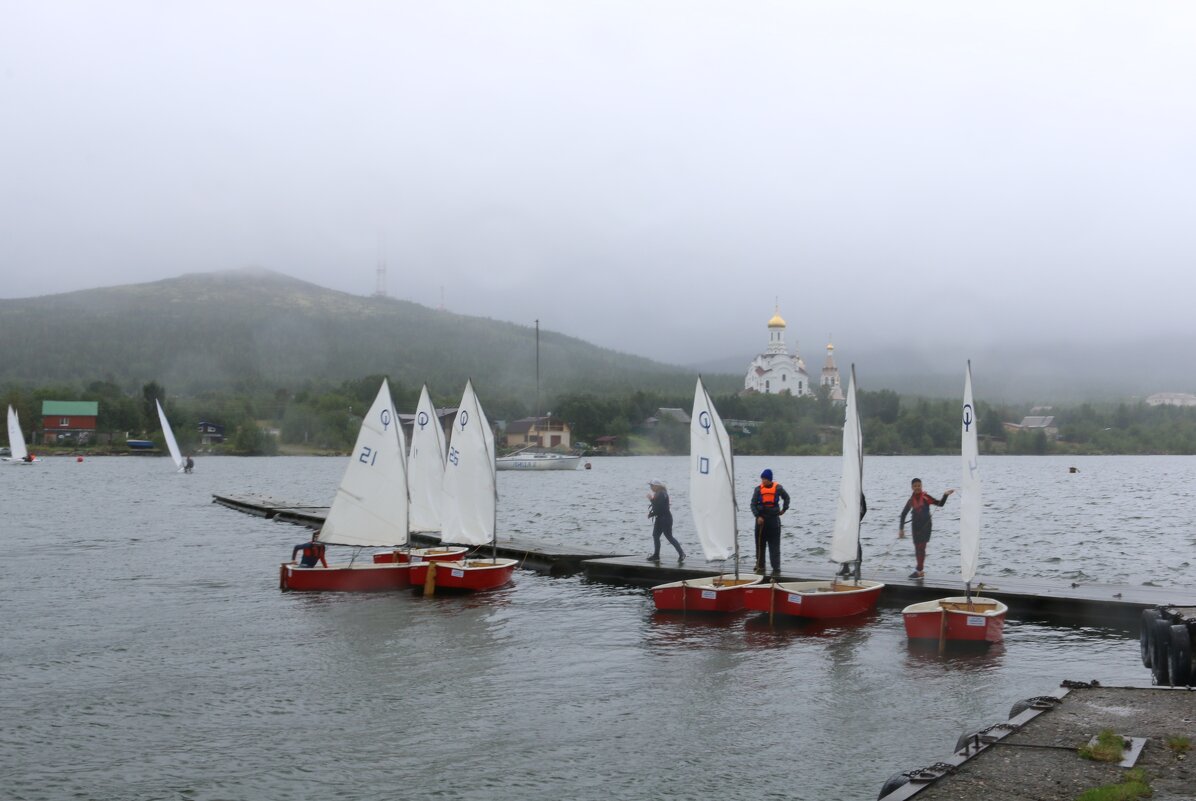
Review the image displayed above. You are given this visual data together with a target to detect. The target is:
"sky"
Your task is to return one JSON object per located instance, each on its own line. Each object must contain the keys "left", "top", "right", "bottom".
{"left": 2, "top": 1, "right": 1195, "bottom": 367}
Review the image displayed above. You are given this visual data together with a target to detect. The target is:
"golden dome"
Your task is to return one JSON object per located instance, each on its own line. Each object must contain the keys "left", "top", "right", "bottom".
{"left": 767, "top": 311, "right": 786, "bottom": 328}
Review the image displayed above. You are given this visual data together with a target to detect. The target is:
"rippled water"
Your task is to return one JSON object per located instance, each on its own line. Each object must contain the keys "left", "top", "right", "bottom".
{"left": 2, "top": 455, "right": 1186, "bottom": 800}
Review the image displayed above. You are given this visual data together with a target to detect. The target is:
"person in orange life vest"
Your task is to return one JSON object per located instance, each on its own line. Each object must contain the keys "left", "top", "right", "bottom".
{"left": 291, "top": 531, "right": 328, "bottom": 568}
{"left": 750, "top": 469, "right": 790, "bottom": 575}
{"left": 898, "top": 478, "right": 953, "bottom": 579}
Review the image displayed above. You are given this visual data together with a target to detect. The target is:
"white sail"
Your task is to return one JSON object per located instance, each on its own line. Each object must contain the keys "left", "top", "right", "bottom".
{"left": 155, "top": 400, "right": 185, "bottom": 471}
{"left": 830, "top": 367, "right": 863, "bottom": 564}
{"left": 408, "top": 384, "right": 447, "bottom": 532}
{"left": 7, "top": 406, "right": 29, "bottom": 461}
{"left": 960, "top": 362, "right": 981, "bottom": 583}
{"left": 690, "top": 377, "right": 737, "bottom": 562}
{"left": 320, "top": 379, "right": 410, "bottom": 548}
{"left": 441, "top": 379, "right": 497, "bottom": 547}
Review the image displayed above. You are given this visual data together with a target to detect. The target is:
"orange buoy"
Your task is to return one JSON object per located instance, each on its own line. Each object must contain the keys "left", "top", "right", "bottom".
{"left": 77, "top": 456, "right": 84, "bottom": 462}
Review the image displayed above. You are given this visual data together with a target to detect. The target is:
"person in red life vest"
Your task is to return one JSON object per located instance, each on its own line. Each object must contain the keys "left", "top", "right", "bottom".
{"left": 291, "top": 531, "right": 328, "bottom": 568}
{"left": 750, "top": 469, "right": 790, "bottom": 576}
{"left": 898, "top": 478, "right": 954, "bottom": 579}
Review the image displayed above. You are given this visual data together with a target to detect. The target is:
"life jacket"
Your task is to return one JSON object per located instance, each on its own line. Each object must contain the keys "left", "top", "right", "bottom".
{"left": 758, "top": 482, "right": 779, "bottom": 507}
{"left": 300, "top": 542, "right": 325, "bottom": 561}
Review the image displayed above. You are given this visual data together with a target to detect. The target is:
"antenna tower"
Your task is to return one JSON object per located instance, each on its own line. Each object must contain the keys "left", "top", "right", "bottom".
{"left": 373, "top": 261, "right": 387, "bottom": 298}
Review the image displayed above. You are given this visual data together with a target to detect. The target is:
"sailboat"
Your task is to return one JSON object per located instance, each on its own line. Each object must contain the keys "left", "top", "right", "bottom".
{"left": 3, "top": 405, "right": 39, "bottom": 464}
{"left": 407, "top": 379, "right": 518, "bottom": 593}
{"left": 651, "top": 377, "right": 763, "bottom": 612}
{"left": 901, "top": 362, "right": 1007, "bottom": 644}
{"left": 743, "top": 366, "right": 885, "bottom": 619}
{"left": 373, "top": 384, "right": 467, "bottom": 566}
{"left": 280, "top": 380, "right": 414, "bottom": 592}
{"left": 155, "top": 400, "right": 186, "bottom": 472}
{"left": 495, "top": 320, "right": 581, "bottom": 472}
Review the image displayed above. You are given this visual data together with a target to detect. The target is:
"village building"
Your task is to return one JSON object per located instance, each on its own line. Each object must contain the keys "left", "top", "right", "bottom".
{"left": 744, "top": 308, "right": 842, "bottom": 400}
{"left": 197, "top": 421, "right": 226, "bottom": 445}
{"left": 503, "top": 416, "right": 572, "bottom": 449}
{"left": 41, "top": 400, "right": 98, "bottom": 444}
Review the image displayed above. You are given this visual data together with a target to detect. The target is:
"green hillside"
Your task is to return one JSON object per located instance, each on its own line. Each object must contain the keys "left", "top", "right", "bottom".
{"left": 0, "top": 268, "right": 734, "bottom": 399}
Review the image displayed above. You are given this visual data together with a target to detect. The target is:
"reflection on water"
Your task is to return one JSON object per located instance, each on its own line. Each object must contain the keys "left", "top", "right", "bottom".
{"left": 0, "top": 456, "right": 1167, "bottom": 801}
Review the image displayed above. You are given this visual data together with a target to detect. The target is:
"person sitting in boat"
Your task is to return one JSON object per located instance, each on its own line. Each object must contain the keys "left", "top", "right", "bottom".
{"left": 291, "top": 532, "right": 328, "bottom": 569}
{"left": 22, "top": 453, "right": 34, "bottom": 463}
{"left": 184, "top": 455, "right": 194, "bottom": 473}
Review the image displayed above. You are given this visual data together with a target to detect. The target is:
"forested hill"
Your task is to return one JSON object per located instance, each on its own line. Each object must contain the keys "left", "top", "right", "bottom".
{"left": 0, "top": 269, "right": 726, "bottom": 397}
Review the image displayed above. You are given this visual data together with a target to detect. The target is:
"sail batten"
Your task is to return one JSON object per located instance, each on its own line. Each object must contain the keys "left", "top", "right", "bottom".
{"left": 830, "top": 367, "right": 862, "bottom": 564}
{"left": 442, "top": 379, "right": 497, "bottom": 547}
{"left": 155, "top": 400, "right": 185, "bottom": 471}
{"left": 960, "top": 363, "right": 981, "bottom": 583}
{"left": 319, "top": 379, "right": 410, "bottom": 548}
{"left": 7, "top": 406, "right": 29, "bottom": 461}
{"left": 690, "top": 377, "right": 737, "bottom": 562}
{"left": 408, "top": 385, "right": 447, "bottom": 533}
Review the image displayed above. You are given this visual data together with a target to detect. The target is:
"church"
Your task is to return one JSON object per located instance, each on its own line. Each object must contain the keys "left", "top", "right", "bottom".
{"left": 743, "top": 308, "right": 844, "bottom": 402}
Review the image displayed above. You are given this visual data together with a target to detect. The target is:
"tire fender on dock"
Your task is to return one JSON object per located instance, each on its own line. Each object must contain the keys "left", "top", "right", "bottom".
{"left": 1150, "top": 617, "right": 1173, "bottom": 685}
{"left": 1140, "top": 608, "right": 1163, "bottom": 668}
{"left": 1168, "top": 624, "right": 1192, "bottom": 686}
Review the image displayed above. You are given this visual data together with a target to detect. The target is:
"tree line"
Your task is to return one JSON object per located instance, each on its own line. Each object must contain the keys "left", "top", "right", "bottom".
{"left": 7, "top": 376, "right": 1196, "bottom": 456}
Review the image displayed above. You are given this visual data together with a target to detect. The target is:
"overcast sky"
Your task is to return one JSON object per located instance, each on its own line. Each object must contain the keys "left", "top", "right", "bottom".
{"left": 2, "top": 2, "right": 1194, "bottom": 365}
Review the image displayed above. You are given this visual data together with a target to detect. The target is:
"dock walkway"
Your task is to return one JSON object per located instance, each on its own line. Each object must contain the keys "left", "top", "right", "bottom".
{"left": 214, "top": 493, "right": 1196, "bottom": 625}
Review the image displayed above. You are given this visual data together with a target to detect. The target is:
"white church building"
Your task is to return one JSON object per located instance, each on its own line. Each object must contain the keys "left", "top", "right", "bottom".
{"left": 744, "top": 308, "right": 844, "bottom": 401}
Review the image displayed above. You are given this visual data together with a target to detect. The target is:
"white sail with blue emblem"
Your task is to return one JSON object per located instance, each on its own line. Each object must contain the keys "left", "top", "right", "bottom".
{"left": 960, "top": 362, "right": 980, "bottom": 584}
{"left": 690, "top": 376, "right": 737, "bottom": 562}
{"left": 830, "top": 367, "right": 863, "bottom": 565}
{"left": 319, "top": 379, "right": 410, "bottom": 548}
{"left": 408, "top": 384, "right": 447, "bottom": 533}
{"left": 442, "top": 379, "right": 497, "bottom": 547}
{"left": 155, "top": 399, "right": 185, "bottom": 472}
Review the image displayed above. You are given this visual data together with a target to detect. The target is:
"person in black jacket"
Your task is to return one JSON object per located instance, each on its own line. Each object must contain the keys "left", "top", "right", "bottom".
{"left": 899, "top": 478, "right": 953, "bottom": 579}
{"left": 750, "top": 469, "right": 790, "bottom": 576}
{"left": 646, "top": 480, "right": 685, "bottom": 562}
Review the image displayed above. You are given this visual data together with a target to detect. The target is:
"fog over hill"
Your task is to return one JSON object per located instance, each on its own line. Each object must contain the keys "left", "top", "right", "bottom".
{"left": 0, "top": 268, "right": 1189, "bottom": 405}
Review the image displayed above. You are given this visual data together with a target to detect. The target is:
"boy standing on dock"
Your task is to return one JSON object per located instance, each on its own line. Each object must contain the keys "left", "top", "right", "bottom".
{"left": 899, "top": 478, "right": 953, "bottom": 579}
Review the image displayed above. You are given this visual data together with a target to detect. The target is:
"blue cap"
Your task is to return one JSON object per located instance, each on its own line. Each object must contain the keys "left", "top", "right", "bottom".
{"left": 761, "top": 469, "right": 773, "bottom": 480}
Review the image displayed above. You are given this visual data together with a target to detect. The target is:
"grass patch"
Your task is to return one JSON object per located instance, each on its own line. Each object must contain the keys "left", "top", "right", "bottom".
{"left": 1075, "top": 768, "right": 1151, "bottom": 801}
{"left": 1079, "top": 730, "right": 1129, "bottom": 763}
{"left": 1165, "top": 734, "right": 1190, "bottom": 754}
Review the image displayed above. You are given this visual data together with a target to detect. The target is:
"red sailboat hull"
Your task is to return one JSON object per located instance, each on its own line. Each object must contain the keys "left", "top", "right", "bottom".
{"left": 902, "top": 597, "right": 1007, "bottom": 643}
{"left": 407, "top": 559, "right": 517, "bottom": 592}
{"left": 651, "top": 575, "right": 764, "bottom": 613}
{"left": 742, "top": 580, "right": 885, "bottom": 619}
{"left": 279, "top": 562, "right": 412, "bottom": 592}
{"left": 372, "top": 547, "right": 469, "bottom": 564}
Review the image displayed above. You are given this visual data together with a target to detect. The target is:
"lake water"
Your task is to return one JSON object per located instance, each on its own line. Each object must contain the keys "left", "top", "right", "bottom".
{"left": 2, "top": 454, "right": 1190, "bottom": 800}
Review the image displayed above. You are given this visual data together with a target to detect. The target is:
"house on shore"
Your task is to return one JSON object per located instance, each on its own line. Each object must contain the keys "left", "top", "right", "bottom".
{"left": 504, "top": 416, "right": 572, "bottom": 449}
{"left": 41, "top": 400, "right": 99, "bottom": 444}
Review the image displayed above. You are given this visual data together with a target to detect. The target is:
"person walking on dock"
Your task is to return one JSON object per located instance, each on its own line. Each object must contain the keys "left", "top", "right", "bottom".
{"left": 292, "top": 531, "right": 328, "bottom": 568}
{"left": 750, "top": 469, "right": 790, "bottom": 576}
{"left": 899, "top": 478, "right": 953, "bottom": 579}
{"left": 646, "top": 480, "right": 685, "bottom": 562}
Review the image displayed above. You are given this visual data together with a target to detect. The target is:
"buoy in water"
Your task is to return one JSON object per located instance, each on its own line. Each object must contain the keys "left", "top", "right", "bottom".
{"left": 1068, "top": 466, "right": 1079, "bottom": 473}
{"left": 584, "top": 462, "right": 592, "bottom": 470}
{"left": 76, "top": 456, "right": 84, "bottom": 463}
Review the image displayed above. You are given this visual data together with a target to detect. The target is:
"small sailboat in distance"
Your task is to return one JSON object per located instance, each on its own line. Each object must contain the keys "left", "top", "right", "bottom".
{"left": 155, "top": 400, "right": 186, "bottom": 473}
{"left": 901, "top": 362, "right": 1007, "bottom": 645}
{"left": 3, "top": 405, "right": 40, "bottom": 465}
{"left": 744, "top": 365, "right": 884, "bottom": 619}
{"left": 651, "top": 377, "right": 762, "bottom": 612}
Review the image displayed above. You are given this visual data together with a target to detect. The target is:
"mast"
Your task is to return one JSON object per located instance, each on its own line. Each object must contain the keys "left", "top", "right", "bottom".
{"left": 535, "top": 319, "right": 541, "bottom": 447}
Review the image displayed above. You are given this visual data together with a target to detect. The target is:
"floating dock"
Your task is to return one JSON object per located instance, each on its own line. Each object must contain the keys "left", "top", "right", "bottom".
{"left": 212, "top": 494, "right": 620, "bottom": 575}
{"left": 214, "top": 494, "right": 1196, "bottom": 624}
{"left": 877, "top": 683, "right": 1196, "bottom": 801}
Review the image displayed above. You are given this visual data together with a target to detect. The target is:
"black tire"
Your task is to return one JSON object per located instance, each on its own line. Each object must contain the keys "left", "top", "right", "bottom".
{"left": 1009, "top": 698, "right": 1032, "bottom": 718}
{"left": 1151, "top": 617, "right": 1172, "bottom": 685}
{"left": 1141, "top": 608, "right": 1163, "bottom": 667}
{"left": 878, "top": 772, "right": 910, "bottom": 799}
{"left": 1169, "top": 624, "right": 1193, "bottom": 686}
{"left": 955, "top": 731, "right": 975, "bottom": 753}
